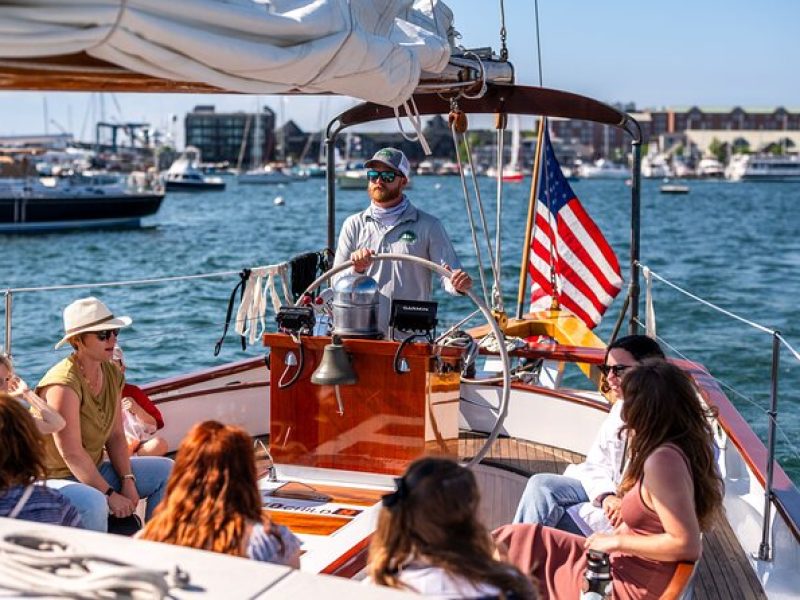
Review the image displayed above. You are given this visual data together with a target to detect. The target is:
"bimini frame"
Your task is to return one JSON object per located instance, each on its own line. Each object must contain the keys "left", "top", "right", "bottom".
{"left": 323, "top": 84, "right": 644, "bottom": 334}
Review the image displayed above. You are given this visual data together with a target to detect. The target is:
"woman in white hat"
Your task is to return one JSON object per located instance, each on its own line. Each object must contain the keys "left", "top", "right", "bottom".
{"left": 37, "top": 297, "right": 173, "bottom": 533}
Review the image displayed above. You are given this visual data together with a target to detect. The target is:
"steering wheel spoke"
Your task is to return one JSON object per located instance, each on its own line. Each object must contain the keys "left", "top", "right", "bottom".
{"left": 298, "top": 253, "right": 511, "bottom": 468}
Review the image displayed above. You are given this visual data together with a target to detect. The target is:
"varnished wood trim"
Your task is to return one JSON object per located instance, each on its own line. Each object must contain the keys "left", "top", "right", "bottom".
{"left": 149, "top": 381, "right": 268, "bottom": 406}
{"left": 263, "top": 333, "right": 462, "bottom": 358}
{"left": 142, "top": 356, "right": 267, "bottom": 396}
{"left": 266, "top": 512, "right": 351, "bottom": 536}
{"left": 482, "top": 343, "right": 607, "bottom": 364}
{"left": 0, "top": 54, "right": 225, "bottom": 93}
{"left": 676, "top": 359, "right": 800, "bottom": 543}
{"left": 321, "top": 536, "right": 372, "bottom": 577}
{"left": 660, "top": 562, "right": 697, "bottom": 600}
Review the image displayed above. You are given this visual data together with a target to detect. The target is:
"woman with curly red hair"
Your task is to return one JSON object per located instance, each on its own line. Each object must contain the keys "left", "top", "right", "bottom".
{"left": 140, "top": 420, "right": 300, "bottom": 566}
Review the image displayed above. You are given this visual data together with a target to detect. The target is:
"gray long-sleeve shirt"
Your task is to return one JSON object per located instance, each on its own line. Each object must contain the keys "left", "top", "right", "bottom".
{"left": 333, "top": 200, "right": 462, "bottom": 334}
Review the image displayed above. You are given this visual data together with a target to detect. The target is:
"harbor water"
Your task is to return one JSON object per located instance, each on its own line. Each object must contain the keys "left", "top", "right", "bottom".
{"left": 2, "top": 176, "right": 799, "bottom": 484}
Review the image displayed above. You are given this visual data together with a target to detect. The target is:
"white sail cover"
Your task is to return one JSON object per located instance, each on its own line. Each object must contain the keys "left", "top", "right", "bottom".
{"left": 0, "top": 0, "right": 453, "bottom": 106}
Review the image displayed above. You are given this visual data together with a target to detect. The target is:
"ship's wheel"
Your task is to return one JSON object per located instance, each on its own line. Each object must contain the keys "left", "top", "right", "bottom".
{"left": 299, "top": 253, "right": 510, "bottom": 468}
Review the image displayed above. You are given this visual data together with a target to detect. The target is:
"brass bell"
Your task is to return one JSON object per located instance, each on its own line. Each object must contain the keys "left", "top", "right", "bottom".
{"left": 311, "top": 335, "right": 357, "bottom": 386}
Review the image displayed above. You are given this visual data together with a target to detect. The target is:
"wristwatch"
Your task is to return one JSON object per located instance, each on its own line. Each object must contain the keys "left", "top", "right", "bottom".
{"left": 121, "top": 473, "right": 137, "bottom": 483}
{"left": 105, "top": 487, "right": 115, "bottom": 497}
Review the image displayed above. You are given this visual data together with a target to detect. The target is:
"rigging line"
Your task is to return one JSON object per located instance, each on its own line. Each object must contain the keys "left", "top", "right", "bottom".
{"left": 775, "top": 422, "right": 800, "bottom": 462}
{"left": 494, "top": 126, "right": 505, "bottom": 311}
{"left": 533, "top": 0, "right": 543, "bottom": 86}
{"left": 5, "top": 269, "right": 257, "bottom": 293}
{"left": 632, "top": 317, "right": 771, "bottom": 416}
{"left": 635, "top": 262, "right": 776, "bottom": 336}
{"left": 450, "top": 125, "right": 490, "bottom": 306}
{"left": 7, "top": 311, "right": 279, "bottom": 362}
{"left": 777, "top": 333, "right": 800, "bottom": 363}
{"left": 434, "top": 308, "right": 482, "bottom": 344}
{"left": 461, "top": 127, "right": 503, "bottom": 309}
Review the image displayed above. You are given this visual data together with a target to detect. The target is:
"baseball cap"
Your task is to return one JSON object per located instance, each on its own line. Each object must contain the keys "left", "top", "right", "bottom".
{"left": 364, "top": 148, "right": 410, "bottom": 179}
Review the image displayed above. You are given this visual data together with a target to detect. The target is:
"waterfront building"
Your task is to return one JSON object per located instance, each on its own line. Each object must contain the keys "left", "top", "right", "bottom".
{"left": 184, "top": 105, "right": 276, "bottom": 167}
{"left": 549, "top": 105, "right": 800, "bottom": 159}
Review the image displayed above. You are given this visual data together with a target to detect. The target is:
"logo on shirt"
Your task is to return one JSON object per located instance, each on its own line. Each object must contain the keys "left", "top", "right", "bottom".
{"left": 400, "top": 230, "right": 417, "bottom": 243}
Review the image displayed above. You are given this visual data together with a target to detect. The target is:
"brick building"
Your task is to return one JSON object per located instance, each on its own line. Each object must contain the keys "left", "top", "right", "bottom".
{"left": 549, "top": 106, "right": 800, "bottom": 159}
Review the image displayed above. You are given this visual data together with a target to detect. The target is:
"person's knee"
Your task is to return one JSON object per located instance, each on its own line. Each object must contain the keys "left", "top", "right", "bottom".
{"left": 523, "top": 473, "right": 561, "bottom": 501}
{"left": 66, "top": 487, "right": 108, "bottom": 532}
{"left": 138, "top": 437, "right": 168, "bottom": 457}
{"left": 131, "top": 456, "right": 173, "bottom": 493}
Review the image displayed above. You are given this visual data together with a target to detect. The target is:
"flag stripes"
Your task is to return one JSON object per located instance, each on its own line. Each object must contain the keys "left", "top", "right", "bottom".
{"left": 528, "top": 124, "right": 623, "bottom": 329}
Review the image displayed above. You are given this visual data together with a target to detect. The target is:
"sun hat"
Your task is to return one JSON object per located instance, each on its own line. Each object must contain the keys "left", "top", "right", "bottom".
{"left": 365, "top": 148, "right": 411, "bottom": 179}
{"left": 55, "top": 297, "right": 132, "bottom": 350}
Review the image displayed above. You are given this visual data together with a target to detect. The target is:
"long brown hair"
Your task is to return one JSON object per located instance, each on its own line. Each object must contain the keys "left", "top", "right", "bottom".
{"left": 140, "top": 420, "right": 276, "bottom": 556}
{"left": 619, "top": 360, "right": 723, "bottom": 530}
{"left": 0, "top": 392, "right": 47, "bottom": 491}
{"left": 369, "top": 457, "right": 534, "bottom": 598}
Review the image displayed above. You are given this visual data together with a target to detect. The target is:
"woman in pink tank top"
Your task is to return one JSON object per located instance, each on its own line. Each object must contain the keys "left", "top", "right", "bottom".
{"left": 494, "top": 360, "right": 724, "bottom": 599}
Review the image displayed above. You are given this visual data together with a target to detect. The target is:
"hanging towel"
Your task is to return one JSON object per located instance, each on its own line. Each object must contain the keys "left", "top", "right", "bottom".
{"left": 235, "top": 263, "right": 291, "bottom": 345}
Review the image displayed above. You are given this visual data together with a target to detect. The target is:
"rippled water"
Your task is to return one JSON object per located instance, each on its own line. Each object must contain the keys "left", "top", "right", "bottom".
{"left": 3, "top": 176, "right": 799, "bottom": 484}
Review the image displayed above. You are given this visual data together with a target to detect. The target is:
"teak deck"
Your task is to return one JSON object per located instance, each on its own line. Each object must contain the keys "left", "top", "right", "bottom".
{"left": 459, "top": 435, "right": 767, "bottom": 600}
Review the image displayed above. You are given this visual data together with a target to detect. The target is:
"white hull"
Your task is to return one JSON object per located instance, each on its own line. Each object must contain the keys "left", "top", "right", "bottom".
{"left": 116, "top": 353, "right": 800, "bottom": 598}
{"left": 578, "top": 159, "right": 629, "bottom": 179}
{"left": 238, "top": 172, "right": 294, "bottom": 184}
{"left": 726, "top": 154, "right": 800, "bottom": 181}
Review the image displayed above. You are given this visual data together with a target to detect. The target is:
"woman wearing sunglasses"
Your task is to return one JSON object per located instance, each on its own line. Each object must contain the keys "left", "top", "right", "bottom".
{"left": 36, "top": 297, "right": 172, "bottom": 532}
{"left": 513, "top": 335, "right": 664, "bottom": 534}
{"left": 496, "top": 360, "right": 723, "bottom": 599}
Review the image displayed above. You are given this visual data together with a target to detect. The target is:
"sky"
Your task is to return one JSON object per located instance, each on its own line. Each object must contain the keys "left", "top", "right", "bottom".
{"left": 0, "top": 0, "right": 797, "bottom": 145}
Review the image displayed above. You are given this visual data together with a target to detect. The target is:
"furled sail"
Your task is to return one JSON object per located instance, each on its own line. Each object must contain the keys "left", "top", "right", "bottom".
{"left": 0, "top": 0, "right": 454, "bottom": 106}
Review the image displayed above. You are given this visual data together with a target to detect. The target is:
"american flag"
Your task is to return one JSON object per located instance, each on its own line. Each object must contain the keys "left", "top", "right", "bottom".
{"left": 529, "top": 126, "right": 623, "bottom": 328}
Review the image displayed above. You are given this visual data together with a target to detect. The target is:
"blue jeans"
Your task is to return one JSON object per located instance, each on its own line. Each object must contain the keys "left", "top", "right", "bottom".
{"left": 47, "top": 456, "right": 173, "bottom": 532}
{"left": 513, "top": 473, "right": 587, "bottom": 535}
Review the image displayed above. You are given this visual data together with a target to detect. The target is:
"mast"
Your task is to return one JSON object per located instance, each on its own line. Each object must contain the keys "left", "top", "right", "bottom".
{"left": 251, "top": 98, "right": 262, "bottom": 170}
{"left": 509, "top": 114, "right": 520, "bottom": 171}
{"left": 515, "top": 117, "right": 546, "bottom": 319}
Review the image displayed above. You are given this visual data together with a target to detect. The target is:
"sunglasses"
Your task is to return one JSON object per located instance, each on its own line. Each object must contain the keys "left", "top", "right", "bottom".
{"left": 367, "top": 170, "right": 399, "bottom": 183}
{"left": 597, "top": 364, "right": 632, "bottom": 377}
{"left": 93, "top": 329, "right": 120, "bottom": 341}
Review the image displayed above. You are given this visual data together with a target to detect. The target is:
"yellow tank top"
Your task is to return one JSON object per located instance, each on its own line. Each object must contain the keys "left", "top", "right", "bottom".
{"left": 37, "top": 355, "right": 124, "bottom": 479}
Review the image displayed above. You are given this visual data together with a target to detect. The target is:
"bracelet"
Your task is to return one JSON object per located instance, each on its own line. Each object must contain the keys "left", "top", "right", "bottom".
{"left": 121, "top": 473, "right": 137, "bottom": 483}
{"left": 105, "top": 487, "right": 114, "bottom": 497}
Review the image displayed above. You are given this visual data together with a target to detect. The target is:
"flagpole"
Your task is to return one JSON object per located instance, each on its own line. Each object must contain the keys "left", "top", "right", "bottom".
{"left": 515, "top": 116, "right": 546, "bottom": 319}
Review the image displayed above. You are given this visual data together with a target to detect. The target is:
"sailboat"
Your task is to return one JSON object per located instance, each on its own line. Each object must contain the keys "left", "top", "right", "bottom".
{"left": 238, "top": 99, "right": 293, "bottom": 185}
{"left": 1, "top": 2, "right": 798, "bottom": 599}
{"left": 485, "top": 114, "right": 525, "bottom": 182}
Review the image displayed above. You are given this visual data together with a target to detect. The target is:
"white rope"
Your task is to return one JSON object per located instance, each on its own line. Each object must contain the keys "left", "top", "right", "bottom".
{"left": 637, "top": 263, "right": 800, "bottom": 365}
{"left": 636, "top": 262, "right": 775, "bottom": 335}
{"left": 633, "top": 317, "right": 769, "bottom": 414}
{"left": 636, "top": 318, "right": 800, "bottom": 463}
{"left": 5, "top": 270, "right": 242, "bottom": 294}
{"left": 643, "top": 266, "right": 656, "bottom": 339}
{"left": 393, "top": 96, "right": 432, "bottom": 155}
{"left": 777, "top": 333, "right": 800, "bottom": 363}
{"left": 0, "top": 532, "right": 177, "bottom": 598}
